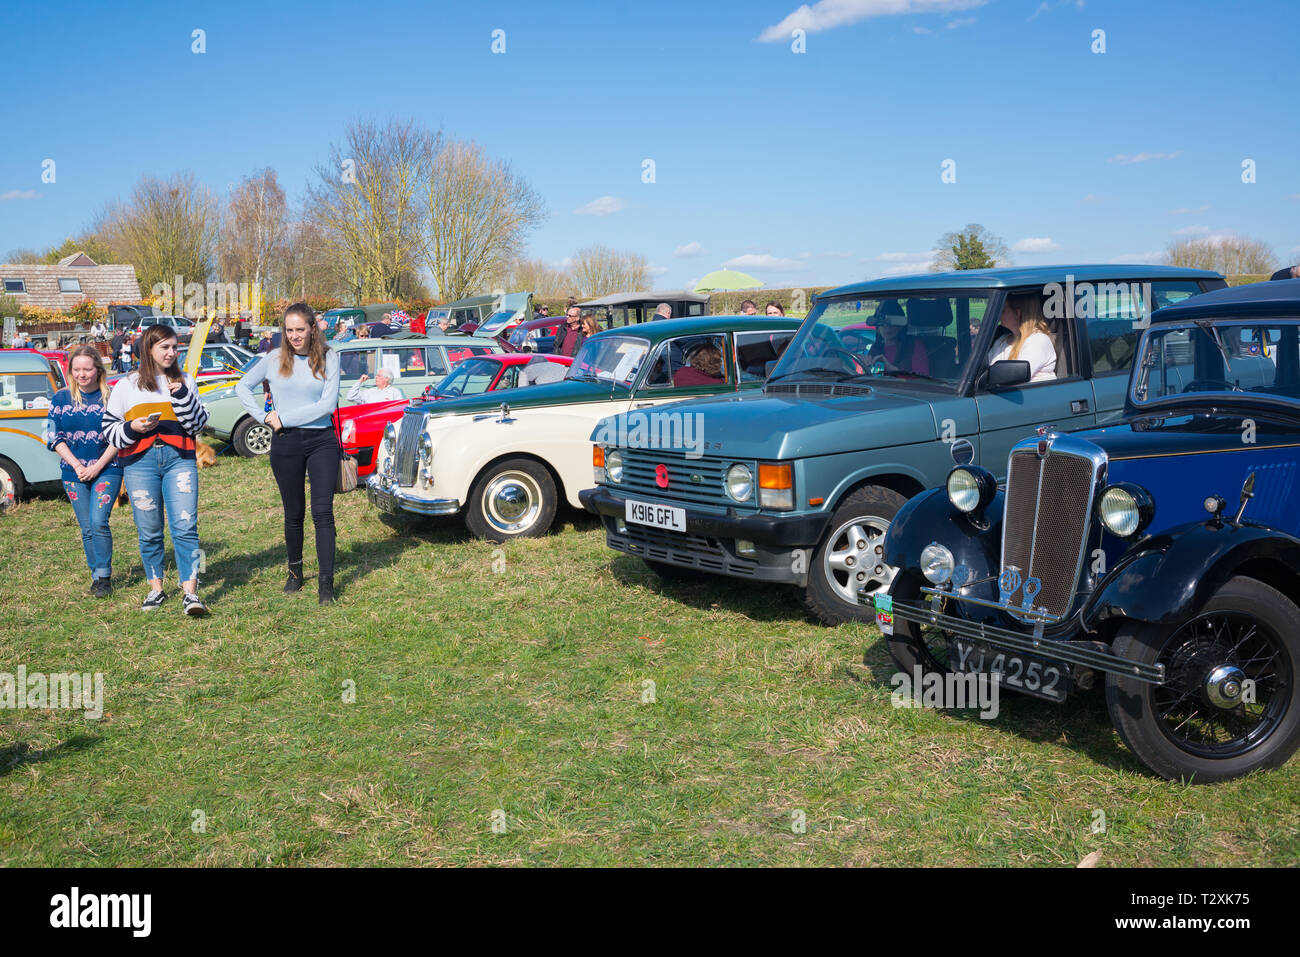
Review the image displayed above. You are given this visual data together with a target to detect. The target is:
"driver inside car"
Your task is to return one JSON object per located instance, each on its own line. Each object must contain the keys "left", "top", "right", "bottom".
{"left": 863, "top": 300, "right": 930, "bottom": 376}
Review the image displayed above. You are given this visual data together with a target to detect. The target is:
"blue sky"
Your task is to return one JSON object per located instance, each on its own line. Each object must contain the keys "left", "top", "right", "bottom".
{"left": 1, "top": 0, "right": 1295, "bottom": 292}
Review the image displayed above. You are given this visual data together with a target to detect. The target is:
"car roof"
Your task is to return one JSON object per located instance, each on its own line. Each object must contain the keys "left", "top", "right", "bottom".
{"left": 824, "top": 265, "right": 1223, "bottom": 298}
{"left": 580, "top": 290, "right": 711, "bottom": 307}
{"left": 0, "top": 349, "right": 60, "bottom": 373}
{"left": 1150, "top": 278, "right": 1300, "bottom": 324}
{"left": 588, "top": 315, "right": 800, "bottom": 342}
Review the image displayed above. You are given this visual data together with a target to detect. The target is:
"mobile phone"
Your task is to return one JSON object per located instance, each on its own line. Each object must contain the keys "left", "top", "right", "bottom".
{"left": 145, "top": 412, "right": 162, "bottom": 424}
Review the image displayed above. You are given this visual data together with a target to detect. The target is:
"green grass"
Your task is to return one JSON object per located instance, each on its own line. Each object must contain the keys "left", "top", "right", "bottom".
{"left": 1, "top": 454, "right": 1296, "bottom": 866}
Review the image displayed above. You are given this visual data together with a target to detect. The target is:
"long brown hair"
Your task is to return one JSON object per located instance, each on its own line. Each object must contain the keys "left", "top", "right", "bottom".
{"left": 135, "top": 325, "right": 181, "bottom": 393}
{"left": 67, "top": 345, "right": 111, "bottom": 404}
{"left": 277, "top": 301, "right": 329, "bottom": 380}
{"left": 1005, "top": 293, "right": 1053, "bottom": 360}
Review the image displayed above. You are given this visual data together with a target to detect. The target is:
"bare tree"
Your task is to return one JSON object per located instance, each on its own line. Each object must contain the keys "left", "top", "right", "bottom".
{"left": 930, "top": 224, "right": 1010, "bottom": 271}
{"left": 422, "top": 141, "right": 546, "bottom": 300}
{"left": 569, "top": 244, "right": 650, "bottom": 297}
{"left": 305, "top": 119, "right": 438, "bottom": 300}
{"left": 4, "top": 248, "right": 43, "bottom": 264}
{"left": 219, "top": 168, "right": 288, "bottom": 296}
{"left": 491, "top": 256, "right": 572, "bottom": 297}
{"left": 1164, "top": 235, "right": 1276, "bottom": 275}
{"left": 101, "top": 172, "right": 219, "bottom": 296}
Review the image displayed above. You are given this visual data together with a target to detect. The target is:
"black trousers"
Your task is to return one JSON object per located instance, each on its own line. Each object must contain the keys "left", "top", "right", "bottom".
{"left": 269, "top": 427, "right": 339, "bottom": 580}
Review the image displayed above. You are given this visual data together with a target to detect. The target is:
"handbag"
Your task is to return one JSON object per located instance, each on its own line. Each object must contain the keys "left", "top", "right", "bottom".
{"left": 333, "top": 416, "right": 358, "bottom": 493}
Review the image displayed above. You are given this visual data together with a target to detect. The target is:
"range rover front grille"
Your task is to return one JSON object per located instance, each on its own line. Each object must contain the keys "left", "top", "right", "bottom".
{"left": 617, "top": 449, "right": 756, "bottom": 510}
{"left": 1000, "top": 445, "right": 1099, "bottom": 617}
{"left": 395, "top": 412, "right": 424, "bottom": 486}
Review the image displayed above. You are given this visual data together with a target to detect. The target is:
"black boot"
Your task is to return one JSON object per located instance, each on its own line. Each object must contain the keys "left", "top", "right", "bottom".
{"left": 284, "top": 561, "right": 305, "bottom": 593}
{"left": 91, "top": 576, "right": 112, "bottom": 598}
{"left": 318, "top": 575, "right": 335, "bottom": 605}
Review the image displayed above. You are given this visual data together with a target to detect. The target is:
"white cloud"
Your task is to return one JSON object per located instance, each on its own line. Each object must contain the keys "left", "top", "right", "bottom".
{"left": 0, "top": 190, "right": 40, "bottom": 201}
{"left": 685, "top": 276, "right": 701, "bottom": 291}
{"left": 1030, "top": 0, "right": 1085, "bottom": 20}
{"left": 912, "top": 25, "right": 931, "bottom": 33}
{"left": 723, "top": 253, "right": 807, "bottom": 272}
{"left": 1107, "top": 151, "right": 1182, "bottom": 165}
{"left": 1174, "top": 224, "right": 1211, "bottom": 237}
{"left": 947, "top": 16, "right": 975, "bottom": 27}
{"left": 647, "top": 264, "right": 669, "bottom": 277}
{"left": 673, "top": 241, "right": 706, "bottom": 258}
{"left": 1012, "top": 237, "right": 1060, "bottom": 254}
{"left": 868, "top": 250, "right": 938, "bottom": 274}
{"left": 1108, "top": 251, "right": 1165, "bottom": 265}
{"left": 758, "top": 0, "right": 986, "bottom": 43}
{"left": 574, "top": 196, "right": 626, "bottom": 216}
{"left": 1169, "top": 205, "right": 1209, "bottom": 214}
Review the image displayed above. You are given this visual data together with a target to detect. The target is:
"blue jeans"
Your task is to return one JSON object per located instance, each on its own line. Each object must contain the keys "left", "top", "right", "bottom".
{"left": 63, "top": 472, "right": 123, "bottom": 578}
{"left": 122, "top": 444, "right": 201, "bottom": 585}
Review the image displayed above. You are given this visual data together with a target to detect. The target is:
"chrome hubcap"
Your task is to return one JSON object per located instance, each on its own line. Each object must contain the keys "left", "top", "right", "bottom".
{"left": 247, "top": 424, "right": 272, "bottom": 455}
{"left": 823, "top": 514, "right": 895, "bottom": 604}
{"left": 1204, "top": 664, "right": 1247, "bottom": 709}
{"left": 484, "top": 471, "right": 542, "bottom": 534}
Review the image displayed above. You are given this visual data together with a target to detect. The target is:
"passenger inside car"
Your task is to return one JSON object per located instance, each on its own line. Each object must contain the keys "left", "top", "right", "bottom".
{"left": 672, "top": 344, "right": 725, "bottom": 387}
{"left": 864, "top": 300, "right": 930, "bottom": 376}
{"left": 987, "top": 293, "right": 1057, "bottom": 382}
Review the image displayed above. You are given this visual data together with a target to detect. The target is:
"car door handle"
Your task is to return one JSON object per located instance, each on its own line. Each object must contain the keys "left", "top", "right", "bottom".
{"left": 1071, "top": 398, "right": 1090, "bottom": 413}
{"left": 634, "top": 402, "right": 656, "bottom": 408}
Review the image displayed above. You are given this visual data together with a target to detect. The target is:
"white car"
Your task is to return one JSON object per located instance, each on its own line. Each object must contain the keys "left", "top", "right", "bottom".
{"left": 367, "top": 317, "right": 800, "bottom": 541}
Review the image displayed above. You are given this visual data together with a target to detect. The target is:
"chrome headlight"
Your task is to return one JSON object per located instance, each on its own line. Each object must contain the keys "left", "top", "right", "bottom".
{"left": 418, "top": 432, "right": 433, "bottom": 464}
{"left": 947, "top": 465, "right": 996, "bottom": 514}
{"left": 605, "top": 449, "right": 624, "bottom": 484}
{"left": 1098, "top": 483, "right": 1154, "bottom": 538}
{"left": 920, "top": 542, "right": 955, "bottom": 584}
{"left": 725, "top": 464, "right": 754, "bottom": 502}
{"left": 382, "top": 422, "right": 397, "bottom": 454}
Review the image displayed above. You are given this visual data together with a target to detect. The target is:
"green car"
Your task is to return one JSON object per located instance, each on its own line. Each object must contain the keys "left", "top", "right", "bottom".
{"left": 202, "top": 335, "right": 504, "bottom": 456}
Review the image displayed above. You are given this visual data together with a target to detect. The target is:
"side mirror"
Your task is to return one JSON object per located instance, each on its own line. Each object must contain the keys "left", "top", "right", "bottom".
{"left": 987, "top": 360, "right": 1031, "bottom": 390}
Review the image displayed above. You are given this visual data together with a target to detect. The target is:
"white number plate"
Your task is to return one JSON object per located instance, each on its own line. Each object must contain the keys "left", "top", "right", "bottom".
{"left": 625, "top": 499, "right": 686, "bottom": 532}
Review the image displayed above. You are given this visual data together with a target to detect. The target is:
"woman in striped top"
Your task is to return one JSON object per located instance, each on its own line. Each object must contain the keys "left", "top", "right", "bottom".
{"left": 103, "top": 324, "right": 211, "bottom": 615}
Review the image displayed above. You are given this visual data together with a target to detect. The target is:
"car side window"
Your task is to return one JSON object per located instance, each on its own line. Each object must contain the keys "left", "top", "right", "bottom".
{"left": 641, "top": 335, "right": 730, "bottom": 390}
{"left": 735, "top": 331, "right": 796, "bottom": 383}
{"left": 381, "top": 347, "right": 429, "bottom": 378}
{"left": 0, "top": 372, "right": 54, "bottom": 411}
{"left": 424, "top": 348, "right": 450, "bottom": 376}
{"left": 338, "top": 348, "right": 377, "bottom": 381}
{"left": 1085, "top": 281, "right": 1204, "bottom": 376}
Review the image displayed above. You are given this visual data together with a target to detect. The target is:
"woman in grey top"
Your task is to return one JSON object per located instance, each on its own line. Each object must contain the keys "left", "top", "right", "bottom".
{"left": 236, "top": 302, "right": 343, "bottom": 603}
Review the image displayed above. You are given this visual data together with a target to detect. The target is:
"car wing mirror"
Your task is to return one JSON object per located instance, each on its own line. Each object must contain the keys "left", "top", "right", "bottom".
{"left": 987, "top": 359, "right": 1031, "bottom": 390}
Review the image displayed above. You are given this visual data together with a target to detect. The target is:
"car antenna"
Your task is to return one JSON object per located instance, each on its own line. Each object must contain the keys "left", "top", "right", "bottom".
{"left": 1231, "top": 471, "right": 1256, "bottom": 525}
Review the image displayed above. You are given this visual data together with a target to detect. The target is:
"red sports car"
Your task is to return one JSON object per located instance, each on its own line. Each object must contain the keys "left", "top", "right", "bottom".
{"left": 333, "top": 353, "right": 573, "bottom": 477}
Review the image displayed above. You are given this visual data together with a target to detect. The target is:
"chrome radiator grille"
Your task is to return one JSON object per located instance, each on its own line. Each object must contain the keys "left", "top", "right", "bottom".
{"left": 395, "top": 412, "right": 423, "bottom": 486}
{"left": 1000, "top": 447, "right": 1098, "bottom": 617}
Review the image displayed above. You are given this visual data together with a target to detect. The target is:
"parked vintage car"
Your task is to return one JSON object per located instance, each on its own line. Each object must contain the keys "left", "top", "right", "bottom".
{"left": 580, "top": 290, "right": 711, "bottom": 326}
{"left": 107, "top": 343, "right": 253, "bottom": 388}
{"left": 334, "top": 355, "right": 573, "bottom": 477}
{"left": 582, "top": 266, "right": 1226, "bottom": 625}
{"left": 0, "top": 349, "right": 64, "bottom": 500}
{"left": 319, "top": 303, "right": 403, "bottom": 340}
{"left": 369, "top": 316, "right": 800, "bottom": 540}
{"left": 3, "top": 349, "right": 69, "bottom": 389}
{"left": 202, "top": 335, "right": 503, "bottom": 457}
{"left": 873, "top": 279, "right": 1300, "bottom": 782}
{"left": 507, "top": 316, "right": 564, "bottom": 353}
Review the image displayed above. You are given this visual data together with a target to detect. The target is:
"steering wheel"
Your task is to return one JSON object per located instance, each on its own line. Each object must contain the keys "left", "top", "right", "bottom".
{"left": 826, "top": 347, "right": 869, "bottom": 375}
{"left": 1183, "top": 378, "right": 1235, "bottom": 393}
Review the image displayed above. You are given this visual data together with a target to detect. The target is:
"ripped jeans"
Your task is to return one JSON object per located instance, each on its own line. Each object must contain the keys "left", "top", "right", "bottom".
{"left": 122, "top": 443, "right": 201, "bottom": 584}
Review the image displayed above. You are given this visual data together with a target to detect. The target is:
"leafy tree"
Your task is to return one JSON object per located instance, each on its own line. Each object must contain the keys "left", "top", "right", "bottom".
{"left": 931, "top": 224, "right": 1010, "bottom": 271}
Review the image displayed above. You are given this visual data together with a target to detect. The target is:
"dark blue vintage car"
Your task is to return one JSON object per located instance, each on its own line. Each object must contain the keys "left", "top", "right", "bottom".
{"left": 875, "top": 280, "right": 1300, "bottom": 782}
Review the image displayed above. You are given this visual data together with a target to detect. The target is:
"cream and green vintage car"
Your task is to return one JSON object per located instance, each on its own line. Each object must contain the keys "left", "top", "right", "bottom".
{"left": 368, "top": 316, "right": 800, "bottom": 541}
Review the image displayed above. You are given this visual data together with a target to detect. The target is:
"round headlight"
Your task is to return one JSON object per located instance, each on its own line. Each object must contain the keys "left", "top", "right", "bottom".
{"left": 920, "top": 542, "right": 955, "bottom": 585}
{"left": 605, "top": 449, "right": 624, "bottom": 483}
{"left": 725, "top": 464, "right": 754, "bottom": 502}
{"left": 382, "top": 423, "right": 397, "bottom": 453}
{"left": 418, "top": 432, "right": 433, "bottom": 463}
{"left": 947, "top": 466, "right": 995, "bottom": 514}
{"left": 1099, "top": 483, "right": 1153, "bottom": 538}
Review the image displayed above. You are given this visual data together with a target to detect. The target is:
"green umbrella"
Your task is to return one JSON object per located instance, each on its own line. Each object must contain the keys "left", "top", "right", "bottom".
{"left": 693, "top": 269, "right": 764, "bottom": 293}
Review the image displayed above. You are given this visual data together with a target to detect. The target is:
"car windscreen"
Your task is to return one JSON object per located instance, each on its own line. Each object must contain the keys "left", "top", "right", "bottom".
{"left": 770, "top": 293, "right": 993, "bottom": 387}
{"left": 475, "top": 310, "right": 517, "bottom": 336}
{"left": 1132, "top": 318, "right": 1300, "bottom": 406}
{"left": 433, "top": 358, "right": 500, "bottom": 397}
{"left": 566, "top": 335, "right": 650, "bottom": 387}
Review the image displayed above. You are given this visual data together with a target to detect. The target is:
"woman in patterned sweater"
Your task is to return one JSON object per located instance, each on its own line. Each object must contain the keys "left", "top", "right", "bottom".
{"left": 103, "top": 324, "right": 211, "bottom": 615}
{"left": 46, "top": 346, "right": 122, "bottom": 597}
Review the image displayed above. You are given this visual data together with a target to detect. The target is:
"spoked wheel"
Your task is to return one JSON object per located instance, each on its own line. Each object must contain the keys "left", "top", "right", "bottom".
{"left": 1107, "top": 576, "right": 1300, "bottom": 782}
{"left": 883, "top": 571, "right": 955, "bottom": 677}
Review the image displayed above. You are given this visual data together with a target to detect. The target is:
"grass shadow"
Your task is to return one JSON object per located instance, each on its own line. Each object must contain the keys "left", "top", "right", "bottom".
{"left": 0, "top": 735, "right": 102, "bottom": 777}
{"left": 608, "top": 553, "right": 806, "bottom": 624}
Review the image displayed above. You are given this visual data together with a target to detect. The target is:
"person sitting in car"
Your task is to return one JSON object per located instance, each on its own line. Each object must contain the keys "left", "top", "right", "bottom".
{"left": 346, "top": 367, "right": 404, "bottom": 403}
{"left": 986, "top": 293, "right": 1057, "bottom": 382}
{"left": 672, "top": 343, "right": 724, "bottom": 387}
{"left": 864, "top": 300, "right": 930, "bottom": 376}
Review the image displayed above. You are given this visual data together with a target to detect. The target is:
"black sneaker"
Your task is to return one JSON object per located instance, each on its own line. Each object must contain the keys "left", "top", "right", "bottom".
{"left": 182, "top": 593, "right": 208, "bottom": 617}
{"left": 141, "top": 589, "right": 166, "bottom": 611}
{"left": 91, "top": 576, "right": 112, "bottom": 598}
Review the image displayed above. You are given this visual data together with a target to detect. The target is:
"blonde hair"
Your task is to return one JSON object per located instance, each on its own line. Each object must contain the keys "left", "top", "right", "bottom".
{"left": 67, "top": 345, "right": 111, "bottom": 404}
{"left": 1005, "top": 294, "right": 1052, "bottom": 360}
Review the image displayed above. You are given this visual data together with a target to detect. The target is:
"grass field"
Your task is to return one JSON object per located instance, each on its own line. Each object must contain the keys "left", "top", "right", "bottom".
{"left": 1, "top": 453, "right": 1296, "bottom": 867}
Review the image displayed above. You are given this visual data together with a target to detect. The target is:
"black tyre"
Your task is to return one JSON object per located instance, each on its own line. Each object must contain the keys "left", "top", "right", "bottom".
{"left": 884, "top": 571, "right": 955, "bottom": 677}
{"left": 0, "top": 455, "right": 24, "bottom": 506}
{"left": 1106, "top": 576, "right": 1300, "bottom": 783}
{"left": 802, "top": 484, "right": 905, "bottom": 626}
{"left": 465, "top": 457, "right": 558, "bottom": 542}
{"left": 232, "top": 417, "right": 273, "bottom": 458}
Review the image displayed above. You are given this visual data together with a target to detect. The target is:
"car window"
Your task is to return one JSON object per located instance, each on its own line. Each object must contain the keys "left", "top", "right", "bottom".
{"left": 338, "top": 348, "right": 377, "bottom": 380}
{"left": 443, "top": 344, "right": 494, "bottom": 367}
{"left": 641, "top": 334, "right": 730, "bottom": 389}
{"left": 380, "top": 346, "right": 430, "bottom": 379}
{"left": 1086, "top": 281, "right": 1206, "bottom": 376}
{"left": 735, "top": 331, "right": 796, "bottom": 382}
{"left": 0, "top": 372, "right": 54, "bottom": 411}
